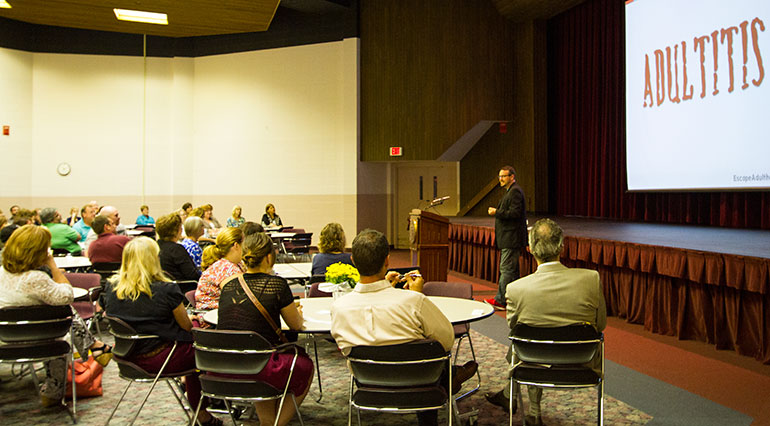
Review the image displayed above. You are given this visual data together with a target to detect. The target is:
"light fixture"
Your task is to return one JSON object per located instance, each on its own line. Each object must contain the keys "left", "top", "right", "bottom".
{"left": 113, "top": 8, "right": 168, "bottom": 25}
{"left": 0, "top": 1, "right": 12, "bottom": 9}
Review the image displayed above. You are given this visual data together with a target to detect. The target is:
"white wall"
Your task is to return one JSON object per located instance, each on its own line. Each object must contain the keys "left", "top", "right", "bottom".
{"left": 0, "top": 39, "right": 359, "bottom": 243}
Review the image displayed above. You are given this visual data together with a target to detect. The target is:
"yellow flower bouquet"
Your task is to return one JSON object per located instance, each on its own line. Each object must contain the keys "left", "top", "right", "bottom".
{"left": 325, "top": 262, "right": 360, "bottom": 290}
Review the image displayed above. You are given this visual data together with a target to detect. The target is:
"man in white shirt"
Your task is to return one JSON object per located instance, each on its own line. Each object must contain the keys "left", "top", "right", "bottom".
{"left": 331, "top": 228, "right": 477, "bottom": 426}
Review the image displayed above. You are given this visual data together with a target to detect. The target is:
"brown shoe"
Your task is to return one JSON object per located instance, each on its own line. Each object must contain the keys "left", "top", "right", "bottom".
{"left": 485, "top": 389, "right": 516, "bottom": 414}
{"left": 451, "top": 361, "right": 478, "bottom": 394}
{"left": 524, "top": 414, "right": 543, "bottom": 426}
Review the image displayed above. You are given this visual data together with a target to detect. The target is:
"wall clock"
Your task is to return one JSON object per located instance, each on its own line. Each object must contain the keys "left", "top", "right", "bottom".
{"left": 57, "top": 162, "right": 71, "bottom": 176}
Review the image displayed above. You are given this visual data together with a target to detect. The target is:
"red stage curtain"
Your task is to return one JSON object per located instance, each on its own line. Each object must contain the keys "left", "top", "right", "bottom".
{"left": 548, "top": 0, "right": 770, "bottom": 229}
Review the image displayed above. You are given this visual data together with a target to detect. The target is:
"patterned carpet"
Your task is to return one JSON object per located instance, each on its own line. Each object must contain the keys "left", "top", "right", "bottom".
{"left": 0, "top": 330, "right": 652, "bottom": 425}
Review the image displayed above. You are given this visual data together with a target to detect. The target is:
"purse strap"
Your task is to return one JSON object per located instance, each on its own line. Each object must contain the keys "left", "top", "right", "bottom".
{"left": 234, "top": 274, "right": 288, "bottom": 344}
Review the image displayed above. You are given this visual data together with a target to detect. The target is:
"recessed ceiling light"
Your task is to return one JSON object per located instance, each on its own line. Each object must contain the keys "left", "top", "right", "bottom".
{"left": 0, "top": 1, "right": 12, "bottom": 9}
{"left": 113, "top": 8, "right": 168, "bottom": 25}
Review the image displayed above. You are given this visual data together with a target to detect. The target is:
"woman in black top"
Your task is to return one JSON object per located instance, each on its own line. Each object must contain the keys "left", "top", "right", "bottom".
{"left": 218, "top": 232, "right": 313, "bottom": 426}
{"left": 260, "top": 203, "right": 282, "bottom": 228}
{"left": 156, "top": 212, "right": 201, "bottom": 282}
{"left": 101, "top": 236, "right": 221, "bottom": 426}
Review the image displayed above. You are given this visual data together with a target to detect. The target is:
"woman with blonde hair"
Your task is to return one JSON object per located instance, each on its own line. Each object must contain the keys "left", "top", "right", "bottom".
{"left": 261, "top": 203, "right": 282, "bottom": 228}
{"left": 311, "top": 222, "right": 354, "bottom": 275}
{"left": 218, "top": 232, "right": 313, "bottom": 426}
{"left": 100, "top": 237, "right": 222, "bottom": 426}
{"left": 226, "top": 205, "right": 246, "bottom": 228}
{"left": 0, "top": 225, "right": 112, "bottom": 406}
{"left": 194, "top": 227, "right": 245, "bottom": 310}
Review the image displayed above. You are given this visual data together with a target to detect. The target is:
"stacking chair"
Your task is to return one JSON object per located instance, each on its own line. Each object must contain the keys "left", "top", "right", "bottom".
{"left": 0, "top": 305, "right": 78, "bottom": 422}
{"left": 90, "top": 262, "right": 121, "bottom": 282}
{"left": 422, "top": 281, "right": 480, "bottom": 400}
{"left": 185, "top": 289, "right": 197, "bottom": 308}
{"left": 65, "top": 272, "right": 103, "bottom": 337}
{"left": 105, "top": 316, "right": 194, "bottom": 426}
{"left": 192, "top": 329, "right": 305, "bottom": 426}
{"left": 346, "top": 340, "right": 457, "bottom": 426}
{"left": 509, "top": 324, "right": 604, "bottom": 426}
{"left": 174, "top": 280, "right": 199, "bottom": 294}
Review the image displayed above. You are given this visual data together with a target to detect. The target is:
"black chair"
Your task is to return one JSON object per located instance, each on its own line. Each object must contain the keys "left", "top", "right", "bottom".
{"left": 509, "top": 324, "right": 604, "bottom": 426}
{"left": 346, "top": 340, "right": 456, "bottom": 426}
{"left": 90, "top": 261, "right": 121, "bottom": 282}
{"left": 0, "top": 305, "right": 77, "bottom": 422}
{"left": 52, "top": 248, "right": 75, "bottom": 257}
{"left": 422, "top": 281, "right": 480, "bottom": 400}
{"left": 65, "top": 272, "right": 103, "bottom": 338}
{"left": 192, "top": 328, "right": 305, "bottom": 426}
{"left": 284, "top": 232, "right": 312, "bottom": 262}
{"left": 105, "top": 316, "right": 194, "bottom": 426}
{"left": 174, "top": 280, "right": 199, "bottom": 294}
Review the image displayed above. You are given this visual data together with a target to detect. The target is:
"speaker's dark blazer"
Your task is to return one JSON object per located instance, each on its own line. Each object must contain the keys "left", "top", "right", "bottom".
{"left": 494, "top": 182, "right": 528, "bottom": 249}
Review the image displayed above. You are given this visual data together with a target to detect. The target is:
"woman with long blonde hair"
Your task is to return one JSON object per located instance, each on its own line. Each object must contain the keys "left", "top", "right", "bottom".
{"left": 101, "top": 237, "right": 222, "bottom": 426}
{"left": 194, "top": 227, "right": 245, "bottom": 310}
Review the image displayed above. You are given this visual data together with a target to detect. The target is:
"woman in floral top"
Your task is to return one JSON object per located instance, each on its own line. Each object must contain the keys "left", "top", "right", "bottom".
{"left": 194, "top": 227, "right": 245, "bottom": 310}
{"left": 226, "top": 205, "right": 246, "bottom": 228}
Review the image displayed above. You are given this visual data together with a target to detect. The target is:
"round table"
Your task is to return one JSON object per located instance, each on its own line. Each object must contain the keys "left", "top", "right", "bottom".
{"left": 202, "top": 296, "right": 493, "bottom": 332}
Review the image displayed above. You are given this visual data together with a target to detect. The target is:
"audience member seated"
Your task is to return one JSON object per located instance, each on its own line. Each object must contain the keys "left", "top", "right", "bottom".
{"left": 191, "top": 206, "right": 217, "bottom": 244}
{"left": 204, "top": 204, "right": 222, "bottom": 228}
{"left": 240, "top": 221, "right": 264, "bottom": 237}
{"left": 65, "top": 206, "right": 80, "bottom": 226}
{"left": 87, "top": 216, "right": 131, "bottom": 264}
{"left": 261, "top": 203, "right": 282, "bottom": 229}
{"left": 195, "top": 227, "right": 245, "bottom": 310}
{"left": 226, "top": 205, "right": 246, "bottom": 228}
{"left": 8, "top": 205, "right": 20, "bottom": 218}
{"left": 156, "top": 213, "right": 201, "bottom": 282}
{"left": 0, "top": 225, "right": 112, "bottom": 406}
{"left": 180, "top": 216, "right": 205, "bottom": 269}
{"left": 40, "top": 207, "right": 81, "bottom": 255}
{"left": 330, "top": 229, "right": 477, "bottom": 426}
{"left": 182, "top": 202, "right": 193, "bottom": 216}
{"left": 218, "top": 233, "right": 313, "bottom": 426}
{"left": 84, "top": 206, "right": 126, "bottom": 253}
{"left": 135, "top": 204, "right": 155, "bottom": 226}
{"left": 100, "top": 237, "right": 222, "bottom": 426}
{"left": 311, "top": 222, "right": 354, "bottom": 276}
{"left": 484, "top": 218, "right": 607, "bottom": 426}
{"left": 72, "top": 204, "right": 96, "bottom": 242}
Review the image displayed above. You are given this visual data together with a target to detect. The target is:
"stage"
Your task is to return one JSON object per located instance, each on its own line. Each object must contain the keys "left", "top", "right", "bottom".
{"left": 448, "top": 216, "right": 770, "bottom": 364}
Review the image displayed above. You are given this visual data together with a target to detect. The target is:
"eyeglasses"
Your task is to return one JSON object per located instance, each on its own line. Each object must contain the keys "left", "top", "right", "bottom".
{"left": 498, "top": 174, "right": 511, "bottom": 178}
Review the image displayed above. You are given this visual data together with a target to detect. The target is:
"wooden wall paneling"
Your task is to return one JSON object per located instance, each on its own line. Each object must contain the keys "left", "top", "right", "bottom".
{"left": 360, "top": 0, "right": 515, "bottom": 162}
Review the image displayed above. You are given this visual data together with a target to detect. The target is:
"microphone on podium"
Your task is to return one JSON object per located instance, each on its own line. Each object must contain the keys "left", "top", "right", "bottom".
{"left": 429, "top": 196, "right": 450, "bottom": 207}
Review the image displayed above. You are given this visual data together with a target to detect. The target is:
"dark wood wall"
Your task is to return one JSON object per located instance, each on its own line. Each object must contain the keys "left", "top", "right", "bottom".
{"left": 360, "top": 0, "right": 516, "bottom": 162}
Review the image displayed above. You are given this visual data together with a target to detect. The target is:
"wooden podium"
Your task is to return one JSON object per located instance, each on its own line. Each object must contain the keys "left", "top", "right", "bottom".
{"left": 409, "top": 209, "right": 449, "bottom": 282}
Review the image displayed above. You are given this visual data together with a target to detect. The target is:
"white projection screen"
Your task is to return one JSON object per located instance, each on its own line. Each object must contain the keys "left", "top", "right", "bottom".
{"left": 625, "top": 0, "right": 770, "bottom": 191}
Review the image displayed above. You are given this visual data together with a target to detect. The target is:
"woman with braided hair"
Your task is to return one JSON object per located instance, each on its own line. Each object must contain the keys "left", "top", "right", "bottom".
{"left": 194, "top": 227, "right": 245, "bottom": 310}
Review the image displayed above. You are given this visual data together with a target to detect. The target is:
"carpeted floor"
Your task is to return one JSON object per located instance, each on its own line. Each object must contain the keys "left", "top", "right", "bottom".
{"left": 0, "top": 329, "right": 650, "bottom": 425}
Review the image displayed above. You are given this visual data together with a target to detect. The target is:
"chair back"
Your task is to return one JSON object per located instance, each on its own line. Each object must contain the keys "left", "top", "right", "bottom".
{"left": 174, "top": 280, "right": 198, "bottom": 294}
{"left": 134, "top": 226, "right": 156, "bottom": 238}
{"left": 193, "top": 329, "right": 276, "bottom": 375}
{"left": 511, "top": 323, "right": 602, "bottom": 365}
{"left": 0, "top": 305, "right": 73, "bottom": 343}
{"left": 65, "top": 272, "right": 102, "bottom": 320}
{"left": 347, "top": 339, "right": 448, "bottom": 388}
{"left": 307, "top": 282, "right": 332, "bottom": 298}
{"left": 422, "top": 281, "right": 472, "bottom": 334}
{"left": 52, "top": 248, "right": 71, "bottom": 257}
{"left": 185, "top": 290, "right": 197, "bottom": 307}
{"left": 106, "top": 315, "right": 158, "bottom": 358}
{"left": 91, "top": 262, "right": 121, "bottom": 281}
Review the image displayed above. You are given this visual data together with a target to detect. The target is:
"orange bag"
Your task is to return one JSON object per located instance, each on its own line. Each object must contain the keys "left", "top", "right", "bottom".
{"left": 65, "top": 356, "right": 104, "bottom": 398}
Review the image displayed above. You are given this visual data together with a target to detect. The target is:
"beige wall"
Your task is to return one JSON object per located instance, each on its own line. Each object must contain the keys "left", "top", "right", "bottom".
{"left": 0, "top": 39, "right": 360, "bottom": 244}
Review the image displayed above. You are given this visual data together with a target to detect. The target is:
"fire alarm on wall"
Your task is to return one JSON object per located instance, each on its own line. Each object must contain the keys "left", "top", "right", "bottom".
{"left": 390, "top": 146, "right": 403, "bottom": 156}
{"left": 2, "top": 125, "right": 8, "bottom": 136}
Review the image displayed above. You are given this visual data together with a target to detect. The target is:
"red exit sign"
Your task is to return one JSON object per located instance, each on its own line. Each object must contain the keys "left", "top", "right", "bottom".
{"left": 390, "top": 146, "right": 403, "bottom": 156}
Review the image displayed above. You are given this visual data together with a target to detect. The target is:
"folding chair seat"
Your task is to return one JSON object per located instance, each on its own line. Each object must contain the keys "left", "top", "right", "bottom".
{"left": 509, "top": 323, "right": 604, "bottom": 426}
{"left": 0, "top": 305, "right": 78, "bottom": 422}
{"left": 105, "top": 316, "right": 195, "bottom": 426}
{"left": 192, "top": 328, "right": 305, "bottom": 426}
{"left": 346, "top": 339, "right": 458, "bottom": 426}
{"left": 422, "top": 281, "right": 480, "bottom": 399}
{"left": 65, "top": 272, "right": 103, "bottom": 337}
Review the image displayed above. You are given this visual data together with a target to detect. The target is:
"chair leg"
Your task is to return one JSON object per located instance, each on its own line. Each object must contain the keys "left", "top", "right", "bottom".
{"left": 311, "top": 335, "right": 323, "bottom": 402}
{"left": 290, "top": 393, "right": 305, "bottom": 426}
{"left": 129, "top": 343, "right": 178, "bottom": 426}
{"left": 517, "top": 385, "right": 525, "bottom": 426}
{"left": 598, "top": 380, "right": 604, "bottom": 425}
{"left": 190, "top": 395, "right": 204, "bottom": 426}
{"left": 273, "top": 351, "right": 299, "bottom": 426}
{"left": 455, "top": 332, "right": 480, "bottom": 401}
{"left": 348, "top": 375, "right": 354, "bottom": 426}
{"left": 223, "top": 399, "right": 239, "bottom": 426}
{"left": 165, "top": 379, "right": 191, "bottom": 421}
{"left": 69, "top": 343, "right": 78, "bottom": 422}
{"left": 106, "top": 380, "right": 132, "bottom": 425}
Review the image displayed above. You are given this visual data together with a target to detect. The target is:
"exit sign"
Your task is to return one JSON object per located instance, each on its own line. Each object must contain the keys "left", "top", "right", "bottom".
{"left": 390, "top": 146, "right": 403, "bottom": 156}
